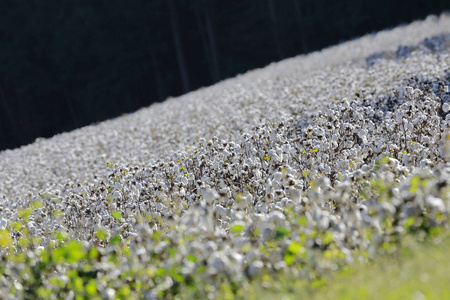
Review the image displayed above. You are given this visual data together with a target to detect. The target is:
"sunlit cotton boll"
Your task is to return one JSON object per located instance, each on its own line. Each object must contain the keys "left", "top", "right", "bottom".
{"left": 247, "top": 260, "right": 264, "bottom": 278}
{"left": 0, "top": 218, "right": 7, "bottom": 230}
{"left": 268, "top": 210, "right": 286, "bottom": 222}
{"left": 207, "top": 251, "right": 231, "bottom": 274}
{"left": 425, "top": 195, "right": 446, "bottom": 212}
{"left": 202, "top": 189, "right": 219, "bottom": 204}
{"left": 112, "top": 190, "right": 122, "bottom": 200}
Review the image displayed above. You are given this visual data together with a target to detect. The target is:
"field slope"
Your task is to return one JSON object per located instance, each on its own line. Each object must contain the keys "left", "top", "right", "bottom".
{"left": 1, "top": 14, "right": 450, "bottom": 299}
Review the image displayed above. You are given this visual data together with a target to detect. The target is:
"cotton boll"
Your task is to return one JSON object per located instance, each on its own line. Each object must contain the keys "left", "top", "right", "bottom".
{"left": 155, "top": 202, "right": 164, "bottom": 211}
{"left": 0, "top": 218, "right": 7, "bottom": 230}
{"left": 405, "top": 86, "right": 414, "bottom": 97}
{"left": 112, "top": 190, "right": 122, "bottom": 200}
{"left": 443, "top": 102, "right": 450, "bottom": 113}
{"left": 199, "top": 138, "right": 207, "bottom": 147}
{"left": 101, "top": 288, "right": 116, "bottom": 300}
{"left": 207, "top": 251, "right": 230, "bottom": 274}
{"left": 420, "top": 158, "right": 432, "bottom": 168}
{"left": 405, "top": 121, "right": 414, "bottom": 132}
{"left": 422, "top": 135, "right": 430, "bottom": 144}
{"left": 430, "top": 115, "right": 440, "bottom": 127}
{"left": 401, "top": 153, "right": 411, "bottom": 164}
{"left": 177, "top": 175, "right": 188, "bottom": 186}
{"left": 412, "top": 116, "right": 423, "bottom": 125}
{"left": 425, "top": 195, "right": 446, "bottom": 212}
{"left": 273, "top": 172, "right": 283, "bottom": 183}
{"left": 331, "top": 134, "right": 339, "bottom": 143}
{"left": 187, "top": 173, "right": 195, "bottom": 181}
{"left": 247, "top": 260, "right": 264, "bottom": 278}
{"left": 268, "top": 210, "right": 285, "bottom": 222}
{"left": 381, "top": 202, "right": 396, "bottom": 216}
{"left": 202, "top": 189, "right": 219, "bottom": 204}
{"left": 388, "top": 157, "right": 399, "bottom": 168}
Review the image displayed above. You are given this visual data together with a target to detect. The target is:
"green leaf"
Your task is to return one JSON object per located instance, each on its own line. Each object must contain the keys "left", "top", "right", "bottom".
{"left": 409, "top": 175, "right": 421, "bottom": 194}
{"left": 112, "top": 211, "right": 122, "bottom": 220}
{"left": 231, "top": 224, "right": 245, "bottom": 234}
{"left": 169, "top": 246, "right": 177, "bottom": 258}
{"left": 89, "top": 247, "right": 99, "bottom": 260}
{"left": 110, "top": 235, "right": 122, "bottom": 245}
{"left": 118, "top": 285, "right": 131, "bottom": 298}
{"left": 323, "top": 232, "right": 334, "bottom": 245}
{"left": 53, "top": 247, "right": 67, "bottom": 263}
{"left": 186, "top": 253, "right": 197, "bottom": 263}
{"left": 86, "top": 279, "right": 97, "bottom": 296}
{"left": 74, "top": 277, "right": 84, "bottom": 292}
{"left": 169, "top": 267, "right": 185, "bottom": 283}
{"left": 284, "top": 252, "right": 295, "bottom": 265}
{"left": 51, "top": 210, "right": 63, "bottom": 217}
{"left": 66, "top": 240, "right": 85, "bottom": 263}
{"left": 56, "top": 230, "right": 69, "bottom": 242}
{"left": 404, "top": 217, "right": 415, "bottom": 229}
{"left": 32, "top": 200, "right": 43, "bottom": 208}
{"left": 95, "top": 230, "right": 107, "bottom": 241}
{"left": 17, "top": 207, "right": 33, "bottom": 221}
{"left": 286, "top": 241, "right": 305, "bottom": 259}
{"left": 296, "top": 216, "right": 308, "bottom": 227}
{"left": 0, "top": 230, "right": 12, "bottom": 248}
{"left": 156, "top": 267, "right": 167, "bottom": 277}
{"left": 275, "top": 227, "right": 289, "bottom": 239}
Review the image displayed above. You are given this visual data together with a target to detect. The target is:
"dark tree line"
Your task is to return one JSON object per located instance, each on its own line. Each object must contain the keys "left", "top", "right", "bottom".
{"left": 0, "top": 0, "right": 449, "bottom": 150}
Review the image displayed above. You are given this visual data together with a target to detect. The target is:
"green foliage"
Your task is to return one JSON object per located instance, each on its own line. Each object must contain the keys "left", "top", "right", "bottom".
{"left": 112, "top": 211, "right": 123, "bottom": 220}
{"left": 284, "top": 241, "right": 305, "bottom": 266}
{"left": 250, "top": 234, "right": 450, "bottom": 300}
{"left": 231, "top": 224, "right": 245, "bottom": 233}
{"left": 1, "top": 139, "right": 450, "bottom": 299}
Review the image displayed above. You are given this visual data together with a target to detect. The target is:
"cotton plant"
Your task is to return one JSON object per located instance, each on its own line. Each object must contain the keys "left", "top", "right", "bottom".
{"left": 0, "top": 15, "right": 450, "bottom": 299}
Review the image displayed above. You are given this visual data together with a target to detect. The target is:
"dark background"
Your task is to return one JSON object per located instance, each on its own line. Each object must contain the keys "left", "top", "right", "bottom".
{"left": 1, "top": 0, "right": 449, "bottom": 151}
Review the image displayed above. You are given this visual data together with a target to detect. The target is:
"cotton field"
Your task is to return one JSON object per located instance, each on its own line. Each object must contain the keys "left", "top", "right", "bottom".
{"left": 1, "top": 14, "right": 450, "bottom": 299}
